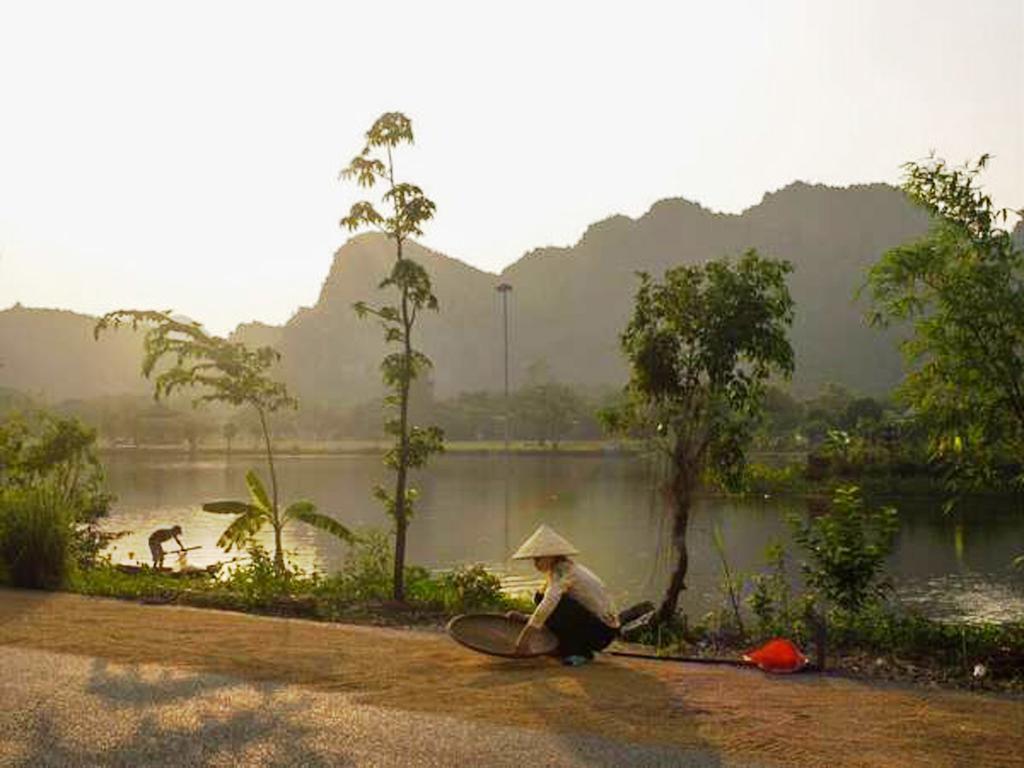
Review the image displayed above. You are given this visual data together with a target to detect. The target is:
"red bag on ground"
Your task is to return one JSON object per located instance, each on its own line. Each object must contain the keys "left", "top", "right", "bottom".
{"left": 742, "top": 638, "right": 809, "bottom": 674}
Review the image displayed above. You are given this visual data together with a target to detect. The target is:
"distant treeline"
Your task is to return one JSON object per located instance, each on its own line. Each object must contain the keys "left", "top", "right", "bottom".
{"left": 2, "top": 379, "right": 906, "bottom": 453}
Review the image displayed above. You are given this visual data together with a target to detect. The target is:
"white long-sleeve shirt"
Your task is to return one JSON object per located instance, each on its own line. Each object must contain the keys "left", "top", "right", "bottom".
{"left": 527, "top": 560, "right": 620, "bottom": 630}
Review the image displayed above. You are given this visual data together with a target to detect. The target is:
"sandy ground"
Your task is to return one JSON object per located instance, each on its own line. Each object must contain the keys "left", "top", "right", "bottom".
{"left": 0, "top": 645, "right": 721, "bottom": 767}
{"left": 1, "top": 589, "right": 1023, "bottom": 768}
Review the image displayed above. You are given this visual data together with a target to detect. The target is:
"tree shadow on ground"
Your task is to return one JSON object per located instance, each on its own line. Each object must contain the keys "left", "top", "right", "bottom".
{"left": 15, "top": 665, "right": 348, "bottom": 768}
{"left": 464, "top": 654, "right": 726, "bottom": 768}
{"left": 85, "top": 657, "right": 241, "bottom": 707}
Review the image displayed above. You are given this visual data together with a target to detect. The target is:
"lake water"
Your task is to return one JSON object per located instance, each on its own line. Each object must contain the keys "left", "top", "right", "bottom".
{"left": 100, "top": 452, "right": 1024, "bottom": 624}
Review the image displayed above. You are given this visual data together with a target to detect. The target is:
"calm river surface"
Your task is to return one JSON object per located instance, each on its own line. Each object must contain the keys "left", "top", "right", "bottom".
{"left": 101, "top": 452, "right": 1024, "bottom": 624}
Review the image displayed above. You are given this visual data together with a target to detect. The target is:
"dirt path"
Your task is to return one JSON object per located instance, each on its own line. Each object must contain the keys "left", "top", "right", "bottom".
{"left": 2, "top": 589, "right": 1022, "bottom": 768}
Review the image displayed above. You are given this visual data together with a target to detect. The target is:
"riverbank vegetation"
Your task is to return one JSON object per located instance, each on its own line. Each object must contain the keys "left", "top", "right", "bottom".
{"left": 70, "top": 536, "right": 529, "bottom": 625}
{"left": 629, "top": 484, "right": 1024, "bottom": 692}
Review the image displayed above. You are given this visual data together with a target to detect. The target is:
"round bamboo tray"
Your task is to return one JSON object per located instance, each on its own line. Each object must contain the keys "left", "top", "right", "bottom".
{"left": 447, "top": 613, "right": 558, "bottom": 658}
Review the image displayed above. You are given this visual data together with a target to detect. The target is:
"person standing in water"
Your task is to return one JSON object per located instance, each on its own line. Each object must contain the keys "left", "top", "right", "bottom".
{"left": 511, "top": 524, "right": 620, "bottom": 666}
{"left": 148, "top": 525, "right": 184, "bottom": 568}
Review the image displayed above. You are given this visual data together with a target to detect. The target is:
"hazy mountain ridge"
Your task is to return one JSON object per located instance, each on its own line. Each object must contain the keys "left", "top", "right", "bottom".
{"left": 1, "top": 181, "right": 952, "bottom": 405}
{"left": 0, "top": 305, "right": 148, "bottom": 401}
{"left": 489, "top": 181, "right": 929, "bottom": 399}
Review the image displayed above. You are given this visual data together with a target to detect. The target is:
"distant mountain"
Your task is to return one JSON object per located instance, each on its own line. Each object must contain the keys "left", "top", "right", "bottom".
{"left": 2, "top": 182, "right": 955, "bottom": 405}
{"left": 230, "top": 321, "right": 284, "bottom": 350}
{"left": 0, "top": 305, "right": 148, "bottom": 401}
{"left": 273, "top": 182, "right": 930, "bottom": 405}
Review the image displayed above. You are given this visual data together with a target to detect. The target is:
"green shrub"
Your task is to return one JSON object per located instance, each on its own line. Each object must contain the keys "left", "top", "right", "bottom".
{"left": 442, "top": 564, "right": 507, "bottom": 611}
{"left": 0, "top": 485, "right": 75, "bottom": 589}
{"left": 407, "top": 564, "right": 509, "bottom": 613}
{"left": 1, "top": 411, "right": 121, "bottom": 569}
{"left": 333, "top": 530, "right": 395, "bottom": 601}
{"left": 71, "top": 564, "right": 186, "bottom": 599}
{"left": 747, "top": 541, "right": 806, "bottom": 640}
{"left": 220, "top": 544, "right": 311, "bottom": 607}
{"left": 788, "top": 485, "right": 898, "bottom": 613}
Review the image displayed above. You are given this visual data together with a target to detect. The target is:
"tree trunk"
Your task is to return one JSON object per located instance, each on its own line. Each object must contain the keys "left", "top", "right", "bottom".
{"left": 392, "top": 236, "right": 411, "bottom": 602}
{"left": 273, "top": 522, "right": 285, "bottom": 574}
{"left": 657, "top": 461, "right": 694, "bottom": 625}
{"left": 393, "top": 369, "right": 411, "bottom": 600}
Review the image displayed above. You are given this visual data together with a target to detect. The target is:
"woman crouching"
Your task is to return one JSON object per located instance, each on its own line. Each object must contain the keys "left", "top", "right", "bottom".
{"left": 511, "top": 524, "right": 620, "bottom": 666}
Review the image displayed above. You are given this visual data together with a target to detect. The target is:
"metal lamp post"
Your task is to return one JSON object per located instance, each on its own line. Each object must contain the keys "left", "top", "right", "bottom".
{"left": 495, "top": 282, "right": 513, "bottom": 551}
{"left": 495, "top": 283, "right": 513, "bottom": 452}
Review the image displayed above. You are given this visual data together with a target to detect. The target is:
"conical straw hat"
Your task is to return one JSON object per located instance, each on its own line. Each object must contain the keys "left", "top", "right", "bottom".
{"left": 511, "top": 524, "right": 580, "bottom": 560}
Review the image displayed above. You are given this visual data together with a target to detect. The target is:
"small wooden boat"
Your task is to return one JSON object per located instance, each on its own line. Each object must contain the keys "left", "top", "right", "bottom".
{"left": 114, "top": 563, "right": 217, "bottom": 579}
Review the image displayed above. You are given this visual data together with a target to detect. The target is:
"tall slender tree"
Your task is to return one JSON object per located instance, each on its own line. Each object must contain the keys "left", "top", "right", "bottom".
{"left": 340, "top": 113, "right": 444, "bottom": 600}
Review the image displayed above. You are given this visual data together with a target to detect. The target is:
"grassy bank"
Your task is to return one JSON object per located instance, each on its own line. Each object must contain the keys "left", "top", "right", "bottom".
{"left": 69, "top": 539, "right": 533, "bottom": 629}
{"left": 630, "top": 606, "right": 1024, "bottom": 693}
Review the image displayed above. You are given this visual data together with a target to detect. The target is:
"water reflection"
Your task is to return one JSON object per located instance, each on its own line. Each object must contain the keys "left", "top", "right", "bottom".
{"left": 100, "top": 452, "right": 1024, "bottom": 623}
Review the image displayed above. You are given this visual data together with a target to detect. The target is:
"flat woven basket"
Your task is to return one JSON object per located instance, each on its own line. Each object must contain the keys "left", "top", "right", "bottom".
{"left": 447, "top": 613, "right": 558, "bottom": 658}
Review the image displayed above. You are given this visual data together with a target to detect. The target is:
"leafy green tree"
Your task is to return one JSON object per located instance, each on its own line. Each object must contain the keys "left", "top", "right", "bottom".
{"left": 514, "top": 382, "right": 586, "bottom": 448}
{"left": 340, "top": 112, "right": 444, "bottom": 600}
{"left": 606, "top": 250, "right": 794, "bottom": 623}
{"left": 95, "top": 311, "right": 352, "bottom": 572}
{"left": 867, "top": 155, "right": 1024, "bottom": 496}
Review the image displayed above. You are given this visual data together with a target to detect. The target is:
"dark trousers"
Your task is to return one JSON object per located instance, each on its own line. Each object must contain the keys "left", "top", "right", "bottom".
{"left": 535, "top": 592, "right": 618, "bottom": 658}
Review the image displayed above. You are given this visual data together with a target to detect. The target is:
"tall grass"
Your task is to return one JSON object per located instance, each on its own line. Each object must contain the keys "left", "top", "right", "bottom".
{"left": 0, "top": 485, "right": 74, "bottom": 589}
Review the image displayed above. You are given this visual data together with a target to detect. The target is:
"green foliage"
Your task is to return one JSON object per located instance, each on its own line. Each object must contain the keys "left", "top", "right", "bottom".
{"left": 608, "top": 249, "right": 795, "bottom": 621}
{"left": 0, "top": 411, "right": 118, "bottom": 568}
{"left": 710, "top": 524, "right": 746, "bottom": 637}
{"left": 826, "top": 605, "right": 1024, "bottom": 677}
{"left": 202, "top": 468, "right": 353, "bottom": 555}
{"left": 513, "top": 381, "right": 588, "bottom": 447}
{"left": 218, "top": 544, "right": 296, "bottom": 606}
{"left": 789, "top": 485, "right": 899, "bottom": 613}
{"left": 312, "top": 531, "right": 519, "bottom": 613}
{"left": 746, "top": 542, "right": 808, "bottom": 640}
{"left": 614, "top": 250, "right": 795, "bottom": 488}
{"left": 866, "top": 154, "right": 1024, "bottom": 497}
{"left": 94, "top": 311, "right": 295, "bottom": 414}
{"left": 71, "top": 563, "right": 190, "bottom": 600}
{"left": 0, "top": 485, "right": 75, "bottom": 589}
{"left": 741, "top": 463, "right": 805, "bottom": 495}
{"left": 430, "top": 564, "right": 508, "bottom": 612}
{"left": 331, "top": 529, "right": 395, "bottom": 600}
{"left": 340, "top": 112, "right": 444, "bottom": 600}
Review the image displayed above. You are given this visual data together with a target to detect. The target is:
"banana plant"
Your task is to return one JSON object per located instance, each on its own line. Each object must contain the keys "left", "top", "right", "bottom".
{"left": 203, "top": 469, "right": 353, "bottom": 571}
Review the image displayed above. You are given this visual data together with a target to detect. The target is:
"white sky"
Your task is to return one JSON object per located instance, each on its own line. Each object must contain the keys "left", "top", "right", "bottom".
{"left": 1, "top": 0, "right": 1021, "bottom": 335}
